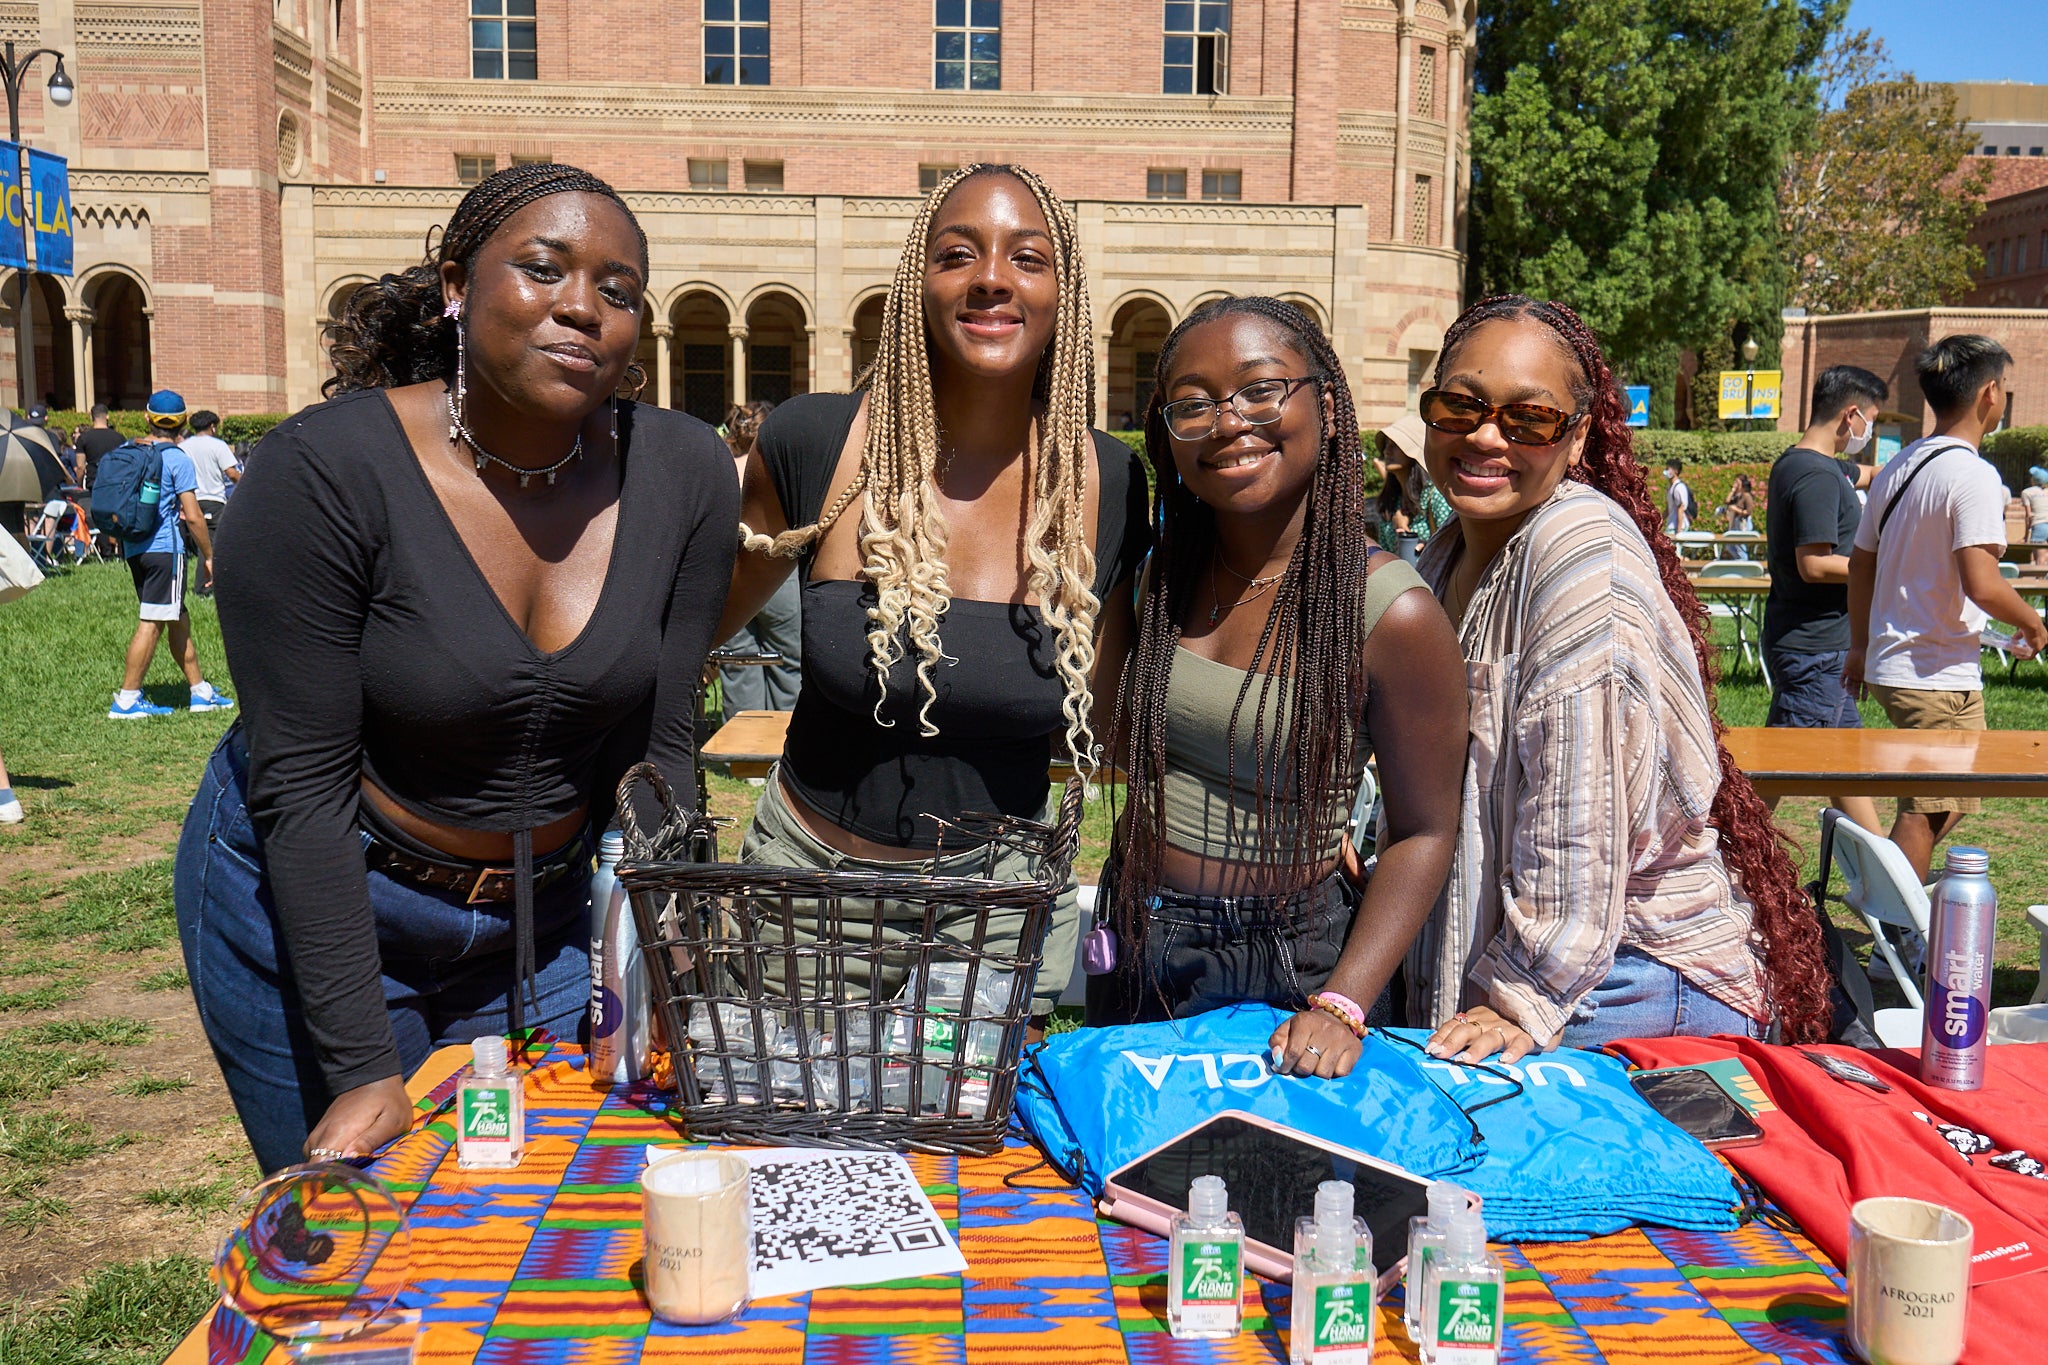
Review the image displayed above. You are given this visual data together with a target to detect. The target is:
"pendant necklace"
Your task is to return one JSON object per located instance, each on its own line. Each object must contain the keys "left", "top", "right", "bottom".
{"left": 447, "top": 389, "right": 583, "bottom": 488}
{"left": 1208, "top": 556, "right": 1284, "bottom": 626}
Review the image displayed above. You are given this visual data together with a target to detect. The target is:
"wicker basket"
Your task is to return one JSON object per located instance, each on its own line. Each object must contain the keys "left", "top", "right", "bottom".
{"left": 613, "top": 763, "right": 1085, "bottom": 1155}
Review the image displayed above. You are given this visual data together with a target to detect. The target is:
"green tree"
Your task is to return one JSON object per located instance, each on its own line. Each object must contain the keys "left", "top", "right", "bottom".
{"left": 1467, "top": 0, "right": 1841, "bottom": 428}
{"left": 1780, "top": 29, "right": 1989, "bottom": 314}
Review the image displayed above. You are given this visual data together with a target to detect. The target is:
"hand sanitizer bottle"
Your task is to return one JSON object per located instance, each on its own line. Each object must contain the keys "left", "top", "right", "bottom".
{"left": 457, "top": 1036, "right": 525, "bottom": 1171}
{"left": 1167, "top": 1174, "right": 1244, "bottom": 1340}
{"left": 1404, "top": 1181, "right": 1463, "bottom": 1342}
{"left": 1290, "top": 1180, "right": 1374, "bottom": 1364}
{"left": 1422, "top": 1210, "right": 1502, "bottom": 1365}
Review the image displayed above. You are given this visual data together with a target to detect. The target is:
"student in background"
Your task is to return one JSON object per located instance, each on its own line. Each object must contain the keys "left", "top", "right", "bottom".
{"left": 717, "top": 399, "right": 801, "bottom": 719}
{"left": 181, "top": 411, "right": 240, "bottom": 599}
{"left": 75, "top": 404, "right": 127, "bottom": 493}
{"left": 1848, "top": 336, "right": 2048, "bottom": 882}
{"left": 1663, "top": 457, "right": 1692, "bottom": 535}
{"left": 2022, "top": 466, "right": 2048, "bottom": 570}
{"left": 1718, "top": 473, "right": 1755, "bottom": 559}
{"left": 1763, "top": 365, "right": 1887, "bottom": 837}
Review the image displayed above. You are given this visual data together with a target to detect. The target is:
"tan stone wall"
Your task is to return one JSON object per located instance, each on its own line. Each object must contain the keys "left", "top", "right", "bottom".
{"left": 1781, "top": 307, "right": 2048, "bottom": 434}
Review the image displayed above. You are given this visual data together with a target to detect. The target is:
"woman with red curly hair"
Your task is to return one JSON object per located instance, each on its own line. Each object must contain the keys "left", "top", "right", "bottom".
{"left": 1408, "top": 295, "right": 1833, "bottom": 1061}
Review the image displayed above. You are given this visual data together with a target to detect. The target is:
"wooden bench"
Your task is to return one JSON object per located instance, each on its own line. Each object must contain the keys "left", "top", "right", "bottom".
{"left": 702, "top": 710, "right": 1091, "bottom": 783}
{"left": 1723, "top": 726, "right": 2048, "bottom": 802}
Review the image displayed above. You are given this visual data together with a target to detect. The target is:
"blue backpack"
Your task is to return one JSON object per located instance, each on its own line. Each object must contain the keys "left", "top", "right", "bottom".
{"left": 1014, "top": 1005, "right": 1488, "bottom": 1197}
{"left": 88, "top": 439, "right": 165, "bottom": 552}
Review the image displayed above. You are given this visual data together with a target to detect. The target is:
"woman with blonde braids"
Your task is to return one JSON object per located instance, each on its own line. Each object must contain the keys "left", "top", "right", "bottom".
{"left": 718, "top": 164, "right": 1150, "bottom": 1019}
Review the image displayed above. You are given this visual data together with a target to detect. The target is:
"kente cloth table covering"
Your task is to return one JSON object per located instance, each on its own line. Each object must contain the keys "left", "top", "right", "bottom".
{"left": 200, "top": 1040, "right": 1858, "bottom": 1364}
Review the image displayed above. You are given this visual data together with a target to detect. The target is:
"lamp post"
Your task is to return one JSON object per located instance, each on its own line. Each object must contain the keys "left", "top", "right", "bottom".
{"left": 0, "top": 41, "right": 74, "bottom": 414}
{"left": 1740, "top": 335, "right": 1760, "bottom": 432}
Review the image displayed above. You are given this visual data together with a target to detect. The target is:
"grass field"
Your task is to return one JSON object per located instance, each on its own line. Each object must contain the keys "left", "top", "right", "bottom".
{"left": 3, "top": 558, "right": 2047, "bottom": 1352}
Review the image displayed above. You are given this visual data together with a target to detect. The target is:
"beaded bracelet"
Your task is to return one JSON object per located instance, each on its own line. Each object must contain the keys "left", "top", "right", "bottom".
{"left": 1308, "top": 991, "right": 1367, "bottom": 1039}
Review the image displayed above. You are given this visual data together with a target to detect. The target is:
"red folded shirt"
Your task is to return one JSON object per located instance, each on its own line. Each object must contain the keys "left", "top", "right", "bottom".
{"left": 1614, "top": 1037, "right": 2048, "bottom": 1365}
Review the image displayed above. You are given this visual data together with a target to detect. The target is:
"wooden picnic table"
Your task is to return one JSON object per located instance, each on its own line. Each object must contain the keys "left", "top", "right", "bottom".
{"left": 1724, "top": 726, "right": 2048, "bottom": 801}
{"left": 704, "top": 709, "right": 1091, "bottom": 783}
{"left": 1688, "top": 575, "right": 2048, "bottom": 597}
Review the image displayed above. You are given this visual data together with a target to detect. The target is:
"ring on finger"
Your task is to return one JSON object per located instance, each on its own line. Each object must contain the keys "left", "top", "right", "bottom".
{"left": 1304, "top": 1044, "right": 1323, "bottom": 1059}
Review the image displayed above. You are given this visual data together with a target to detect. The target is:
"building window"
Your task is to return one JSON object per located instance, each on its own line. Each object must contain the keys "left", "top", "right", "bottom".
{"left": 1415, "top": 46, "right": 1436, "bottom": 116}
{"left": 1200, "top": 168, "right": 1240, "bottom": 201}
{"left": 470, "top": 0, "right": 536, "bottom": 80}
{"left": 2018, "top": 237, "right": 2029, "bottom": 272}
{"left": 689, "top": 157, "right": 729, "bottom": 190}
{"left": 682, "top": 344, "right": 726, "bottom": 422}
{"left": 1147, "top": 168, "right": 1187, "bottom": 199}
{"left": 750, "top": 343, "right": 793, "bottom": 404}
{"left": 705, "top": 0, "right": 769, "bottom": 85}
{"left": 1164, "top": 0, "right": 1229, "bottom": 96}
{"left": 2032, "top": 146, "right": 2046, "bottom": 157}
{"left": 1135, "top": 349, "right": 1159, "bottom": 417}
{"left": 1983, "top": 146, "right": 1997, "bottom": 156}
{"left": 1410, "top": 174, "right": 1433, "bottom": 243}
{"left": 2010, "top": 146, "right": 2022, "bottom": 156}
{"left": 744, "top": 160, "right": 784, "bottom": 191}
{"left": 1985, "top": 243, "right": 1998, "bottom": 276}
{"left": 511, "top": 153, "right": 552, "bottom": 167}
{"left": 918, "top": 163, "right": 959, "bottom": 192}
{"left": 935, "top": 0, "right": 1000, "bottom": 91}
{"left": 456, "top": 153, "right": 497, "bottom": 185}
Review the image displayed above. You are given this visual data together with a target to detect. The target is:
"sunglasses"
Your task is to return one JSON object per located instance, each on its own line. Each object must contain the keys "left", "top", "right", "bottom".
{"left": 1420, "top": 389, "right": 1584, "bottom": 447}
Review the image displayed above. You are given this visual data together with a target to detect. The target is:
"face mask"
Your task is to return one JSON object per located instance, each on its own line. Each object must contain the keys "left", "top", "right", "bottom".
{"left": 1843, "top": 411, "right": 1873, "bottom": 457}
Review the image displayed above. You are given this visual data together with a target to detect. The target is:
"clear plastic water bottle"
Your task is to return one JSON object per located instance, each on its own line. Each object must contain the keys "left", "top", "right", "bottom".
{"left": 1922, "top": 846, "right": 1995, "bottom": 1092}
{"left": 588, "top": 830, "right": 649, "bottom": 1085}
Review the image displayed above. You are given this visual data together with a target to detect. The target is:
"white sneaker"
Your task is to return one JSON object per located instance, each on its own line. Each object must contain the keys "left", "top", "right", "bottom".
{"left": 0, "top": 798, "right": 22, "bottom": 824}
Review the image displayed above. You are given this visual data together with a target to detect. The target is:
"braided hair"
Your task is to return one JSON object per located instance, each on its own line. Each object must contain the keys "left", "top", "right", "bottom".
{"left": 737, "top": 164, "right": 1101, "bottom": 768}
{"left": 324, "top": 162, "right": 648, "bottom": 396}
{"left": 1109, "top": 297, "right": 1371, "bottom": 954}
{"left": 1435, "top": 294, "right": 1834, "bottom": 1044}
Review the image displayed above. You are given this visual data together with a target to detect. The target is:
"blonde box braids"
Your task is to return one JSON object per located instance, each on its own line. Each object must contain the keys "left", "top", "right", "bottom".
{"left": 738, "top": 164, "right": 1103, "bottom": 772}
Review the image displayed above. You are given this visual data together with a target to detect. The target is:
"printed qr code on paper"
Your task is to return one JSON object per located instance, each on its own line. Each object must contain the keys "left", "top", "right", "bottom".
{"left": 750, "top": 1151, "right": 950, "bottom": 1269}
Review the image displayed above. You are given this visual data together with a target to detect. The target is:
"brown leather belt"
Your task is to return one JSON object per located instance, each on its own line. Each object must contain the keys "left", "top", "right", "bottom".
{"left": 363, "top": 830, "right": 592, "bottom": 905}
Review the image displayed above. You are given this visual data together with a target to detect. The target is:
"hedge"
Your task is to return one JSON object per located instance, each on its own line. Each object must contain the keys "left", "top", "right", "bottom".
{"left": 17, "top": 409, "right": 290, "bottom": 446}
{"left": 1986, "top": 426, "right": 2048, "bottom": 494}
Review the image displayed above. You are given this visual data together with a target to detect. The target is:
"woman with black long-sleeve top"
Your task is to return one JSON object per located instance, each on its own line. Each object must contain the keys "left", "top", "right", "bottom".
{"left": 173, "top": 164, "right": 737, "bottom": 1172}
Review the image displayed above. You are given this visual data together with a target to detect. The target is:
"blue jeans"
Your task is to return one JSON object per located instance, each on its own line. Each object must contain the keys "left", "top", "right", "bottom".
{"left": 174, "top": 732, "right": 594, "bottom": 1173}
{"left": 1558, "top": 947, "right": 1765, "bottom": 1048}
{"left": 1766, "top": 646, "right": 1863, "bottom": 729}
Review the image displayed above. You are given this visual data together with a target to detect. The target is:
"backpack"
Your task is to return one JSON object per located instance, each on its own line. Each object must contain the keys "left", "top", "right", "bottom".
{"left": 1683, "top": 482, "right": 1699, "bottom": 521}
{"left": 88, "top": 440, "right": 165, "bottom": 552}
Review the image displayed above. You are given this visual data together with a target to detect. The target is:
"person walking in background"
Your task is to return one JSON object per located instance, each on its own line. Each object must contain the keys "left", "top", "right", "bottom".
{"left": 1663, "top": 457, "right": 1692, "bottom": 535}
{"left": 1718, "top": 473, "right": 1755, "bottom": 560}
{"left": 74, "top": 403, "right": 126, "bottom": 494}
{"left": 1372, "top": 413, "right": 1452, "bottom": 564}
{"left": 180, "top": 410, "right": 240, "bottom": 598}
{"left": 2023, "top": 466, "right": 2048, "bottom": 570}
{"left": 1848, "top": 336, "right": 2048, "bottom": 882}
{"left": 0, "top": 744, "right": 19, "bottom": 823}
{"left": 109, "top": 392, "right": 233, "bottom": 720}
{"left": 716, "top": 398, "right": 801, "bottom": 720}
{"left": 1763, "top": 365, "right": 1887, "bottom": 838}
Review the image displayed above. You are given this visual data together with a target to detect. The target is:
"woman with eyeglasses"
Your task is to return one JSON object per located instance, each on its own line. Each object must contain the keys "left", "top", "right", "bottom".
{"left": 1089, "top": 297, "right": 1466, "bottom": 1078}
{"left": 1408, "top": 295, "right": 1834, "bottom": 1064}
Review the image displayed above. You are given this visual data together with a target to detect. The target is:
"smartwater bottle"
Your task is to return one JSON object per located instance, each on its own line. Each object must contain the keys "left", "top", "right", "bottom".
{"left": 588, "top": 830, "right": 650, "bottom": 1085}
{"left": 1922, "top": 846, "right": 1995, "bottom": 1092}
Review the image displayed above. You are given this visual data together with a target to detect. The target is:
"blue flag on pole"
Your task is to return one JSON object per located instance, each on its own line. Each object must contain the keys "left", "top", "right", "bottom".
{"left": 0, "top": 141, "right": 72, "bottom": 276}
{"left": 1625, "top": 386, "right": 1651, "bottom": 428}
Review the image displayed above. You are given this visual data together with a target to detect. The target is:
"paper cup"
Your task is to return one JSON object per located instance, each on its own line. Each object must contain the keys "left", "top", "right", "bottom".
{"left": 642, "top": 1152, "right": 751, "bottom": 1325}
{"left": 1848, "top": 1197, "right": 1972, "bottom": 1365}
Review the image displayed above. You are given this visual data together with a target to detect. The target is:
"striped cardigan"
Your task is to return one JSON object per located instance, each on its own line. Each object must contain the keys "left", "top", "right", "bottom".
{"left": 1407, "top": 481, "right": 1768, "bottom": 1041}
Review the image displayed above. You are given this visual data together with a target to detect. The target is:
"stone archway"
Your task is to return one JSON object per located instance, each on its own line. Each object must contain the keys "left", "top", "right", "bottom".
{"left": 850, "top": 294, "right": 886, "bottom": 382}
{"left": 1107, "top": 297, "right": 1174, "bottom": 430}
{"left": 743, "top": 291, "right": 809, "bottom": 407}
{"left": 11, "top": 274, "right": 75, "bottom": 409}
{"left": 670, "top": 292, "right": 733, "bottom": 426}
{"left": 89, "top": 274, "right": 152, "bottom": 411}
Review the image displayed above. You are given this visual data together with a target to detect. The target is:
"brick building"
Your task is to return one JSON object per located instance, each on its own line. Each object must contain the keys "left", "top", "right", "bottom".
{"left": 1966, "top": 183, "right": 2048, "bottom": 310}
{"left": 1778, "top": 307, "right": 2048, "bottom": 435}
{"left": 2, "top": 0, "right": 1475, "bottom": 427}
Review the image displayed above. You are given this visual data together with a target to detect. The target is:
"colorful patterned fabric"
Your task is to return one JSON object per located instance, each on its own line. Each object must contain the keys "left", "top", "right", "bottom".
{"left": 204, "top": 1041, "right": 1856, "bottom": 1364}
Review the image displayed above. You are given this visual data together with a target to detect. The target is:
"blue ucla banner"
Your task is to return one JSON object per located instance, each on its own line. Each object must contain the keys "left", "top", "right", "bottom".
{"left": 0, "top": 142, "right": 73, "bottom": 275}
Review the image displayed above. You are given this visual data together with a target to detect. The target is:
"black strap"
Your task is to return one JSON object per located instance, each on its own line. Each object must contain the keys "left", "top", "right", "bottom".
{"left": 1876, "top": 441, "right": 1966, "bottom": 539}
{"left": 510, "top": 828, "right": 537, "bottom": 1031}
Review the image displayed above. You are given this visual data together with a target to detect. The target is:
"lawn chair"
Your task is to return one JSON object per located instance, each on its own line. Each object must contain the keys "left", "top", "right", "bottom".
{"left": 24, "top": 495, "right": 93, "bottom": 570}
{"left": 1697, "top": 560, "right": 1769, "bottom": 684}
{"left": 1813, "top": 807, "right": 1929, "bottom": 1047}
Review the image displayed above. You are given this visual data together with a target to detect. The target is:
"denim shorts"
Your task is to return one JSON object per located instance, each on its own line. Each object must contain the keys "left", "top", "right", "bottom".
{"left": 1766, "top": 646, "right": 1863, "bottom": 729}
{"left": 174, "top": 729, "right": 595, "bottom": 1173}
{"left": 1559, "top": 946, "right": 1766, "bottom": 1047}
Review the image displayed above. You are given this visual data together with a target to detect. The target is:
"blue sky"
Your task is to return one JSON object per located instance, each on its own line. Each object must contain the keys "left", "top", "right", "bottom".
{"left": 1846, "top": 1, "right": 2045, "bottom": 84}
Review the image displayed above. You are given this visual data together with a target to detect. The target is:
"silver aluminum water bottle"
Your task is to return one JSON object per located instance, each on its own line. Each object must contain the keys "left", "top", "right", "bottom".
{"left": 1922, "top": 846, "right": 1995, "bottom": 1091}
{"left": 588, "top": 830, "right": 646, "bottom": 1085}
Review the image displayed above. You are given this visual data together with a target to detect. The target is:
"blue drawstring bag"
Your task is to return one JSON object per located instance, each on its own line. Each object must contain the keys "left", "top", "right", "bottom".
{"left": 1014, "top": 1004, "right": 1487, "bottom": 1196}
{"left": 1388, "top": 1028, "right": 1745, "bottom": 1240}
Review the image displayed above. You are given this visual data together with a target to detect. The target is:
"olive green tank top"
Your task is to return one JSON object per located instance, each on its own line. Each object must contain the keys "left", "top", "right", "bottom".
{"left": 1161, "top": 557, "right": 1428, "bottom": 862}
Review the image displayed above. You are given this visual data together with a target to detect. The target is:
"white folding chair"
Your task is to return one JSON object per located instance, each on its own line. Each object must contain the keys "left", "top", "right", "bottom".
{"left": 2028, "top": 905, "right": 2048, "bottom": 1006}
{"left": 1697, "top": 560, "right": 1768, "bottom": 681}
{"left": 1817, "top": 808, "right": 1930, "bottom": 1047}
{"left": 1999, "top": 561, "right": 2021, "bottom": 581}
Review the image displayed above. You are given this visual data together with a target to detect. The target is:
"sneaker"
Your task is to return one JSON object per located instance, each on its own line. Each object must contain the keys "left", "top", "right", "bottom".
{"left": 0, "top": 798, "right": 21, "bottom": 824}
{"left": 189, "top": 686, "right": 235, "bottom": 713}
{"left": 109, "top": 694, "right": 175, "bottom": 719}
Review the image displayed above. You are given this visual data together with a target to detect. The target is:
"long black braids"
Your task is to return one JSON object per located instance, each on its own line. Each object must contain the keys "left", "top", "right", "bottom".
{"left": 1108, "top": 296, "right": 1372, "bottom": 965}
{"left": 324, "top": 162, "right": 649, "bottom": 395}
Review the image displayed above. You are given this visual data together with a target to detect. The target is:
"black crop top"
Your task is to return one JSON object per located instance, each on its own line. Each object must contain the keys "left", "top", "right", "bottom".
{"left": 759, "top": 392, "right": 1151, "bottom": 847}
{"left": 215, "top": 390, "right": 738, "bottom": 1093}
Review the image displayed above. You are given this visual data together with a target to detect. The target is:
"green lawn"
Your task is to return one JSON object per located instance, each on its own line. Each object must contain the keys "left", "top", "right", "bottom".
{"left": 3, "top": 559, "right": 2047, "bottom": 1337}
